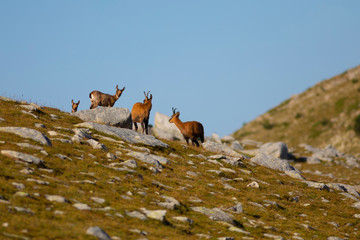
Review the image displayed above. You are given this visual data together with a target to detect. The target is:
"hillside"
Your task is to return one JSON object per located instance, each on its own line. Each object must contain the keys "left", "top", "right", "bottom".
{"left": 0, "top": 97, "right": 360, "bottom": 239}
{"left": 233, "top": 65, "right": 360, "bottom": 156}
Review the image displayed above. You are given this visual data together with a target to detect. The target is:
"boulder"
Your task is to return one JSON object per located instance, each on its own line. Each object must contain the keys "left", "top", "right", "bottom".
{"left": 86, "top": 226, "right": 112, "bottom": 240}
{"left": 191, "top": 207, "right": 234, "bottom": 224}
{"left": 152, "top": 112, "right": 183, "bottom": 140}
{"left": 72, "top": 107, "right": 132, "bottom": 129}
{"left": 75, "top": 122, "right": 168, "bottom": 148}
{"left": 0, "top": 127, "right": 52, "bottom": 146}
{"left": 1, "top": 150, "right": 44, "bottom": 165}
{"left": 202, "top": 141, "right": 243, "bottom": 157}
{"left": 259, "top": 142, "right": 289, "bottom": 159}
{"left": 251, "top": 153, "right": 300, "bottom": 174}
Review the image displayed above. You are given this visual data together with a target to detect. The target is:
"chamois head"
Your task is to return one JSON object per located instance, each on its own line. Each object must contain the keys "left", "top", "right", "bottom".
{"left": 71, "top": 99, "right": 80, "bottom": 113}
{"left": 169, "top": 107, "right": 180, "bottom": 123}
{"left": 115, "top": 85, "right": 126, "bottom": 99}
{"left": 143, "top": 91, "right": 152, "bottom": 104}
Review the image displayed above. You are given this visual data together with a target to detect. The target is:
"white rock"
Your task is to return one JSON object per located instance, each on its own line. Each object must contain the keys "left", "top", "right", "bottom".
{"left": 73, "top": 203, "right": 91, "bottom": 210}
{"left": 247, "top": 181, "right": 260, "bottom": 188}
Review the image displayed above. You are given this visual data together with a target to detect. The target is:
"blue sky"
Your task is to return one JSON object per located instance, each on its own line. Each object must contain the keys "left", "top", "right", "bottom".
{"left": 1, "top": 1, "right": 359, "bottom": 137}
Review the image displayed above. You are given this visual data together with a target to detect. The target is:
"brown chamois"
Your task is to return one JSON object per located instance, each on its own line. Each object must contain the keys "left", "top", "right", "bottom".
{"left": 169, "top": 107, "right": 204, "bottom": 147}
{"left": 89, "top": 85, "right": 125, "bottom": 109}
{"left": 131, "top": 91, "right": 153, "bottom": 135}
{"left": 71, "top": 99, "right": 80, "bottom": 113}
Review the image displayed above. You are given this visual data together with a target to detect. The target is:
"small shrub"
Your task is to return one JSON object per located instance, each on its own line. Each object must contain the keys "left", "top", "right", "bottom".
{"left": 262, "top": 119, "right": 275, "bottom": 130}
{"left": 295, "top": 113, "right": 303, "bottom": 119}
{"left": 335, "top": 97, "right": 346, "bottom": 113}
{"left": 352, "top": 78, "right": 359, "bottom": 84}
{"left": 354, "top": 114, "right": 360, "bottom": 137}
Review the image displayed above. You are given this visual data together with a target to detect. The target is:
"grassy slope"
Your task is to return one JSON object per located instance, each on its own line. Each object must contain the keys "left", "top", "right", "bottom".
{"left": 0, "top": 98, "right": 359, "bottom": 239}
{"left": 233, "top": 65, "right": 360, "bottom": 156}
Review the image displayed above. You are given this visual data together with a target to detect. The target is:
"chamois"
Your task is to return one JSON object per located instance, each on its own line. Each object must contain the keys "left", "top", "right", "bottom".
{"left": 89, "top": 85, "right": 125, "bottom": 109}
{"left": 71, "top": 99, "right": 80, "bottom": 113}
{"left": 131, "top": 91, "right": 153, "bottom": 135}
{"left": 169, "top": 107, "right": 204, "bottom": 147}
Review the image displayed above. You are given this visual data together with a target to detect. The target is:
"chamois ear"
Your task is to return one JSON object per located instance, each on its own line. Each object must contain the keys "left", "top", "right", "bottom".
{"left": 121, "top": 87, "right": 125, "bottom": 91}
{"left": 176, "top": 111, "right": 180, "bottom": 117}
{"left": 71, "top": 99, "right": 74, "bottom": 104}
{"left": 149, "top": 94, "right": 152, "bottom": 100}
{"left": 77, "top": 100, "right": 80, "bottom": 104}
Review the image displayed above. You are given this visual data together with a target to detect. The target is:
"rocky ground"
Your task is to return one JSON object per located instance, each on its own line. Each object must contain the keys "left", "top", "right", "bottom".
{"left": 0, "top": 97, "right": 360, "bottom": 240}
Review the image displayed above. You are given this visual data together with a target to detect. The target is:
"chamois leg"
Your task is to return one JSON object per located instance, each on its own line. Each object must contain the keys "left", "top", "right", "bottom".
{"left": 191, "top": 139, "right": 199, "bottom": 147}
{"left": 200, "top": 135, "right": 204, "bottom": 143}
{"left": 133, "top": 122, "right": 138, "bottom": 132}
{"left": 141, "top": 122, "right": 146, "bottom": 134}
{"left": 144, "top": 120, "right": 149, "bottom": 135}
{"left": 185, "top": 137, "right": 190, "bottom": 145}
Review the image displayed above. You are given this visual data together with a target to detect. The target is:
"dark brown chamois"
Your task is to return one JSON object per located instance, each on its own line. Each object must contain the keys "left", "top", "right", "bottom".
{"left": 89, "top": 85, "right": 125, "bottom": 109}
{"left": 169, "top": 107, "right": 204, "bottom": 147}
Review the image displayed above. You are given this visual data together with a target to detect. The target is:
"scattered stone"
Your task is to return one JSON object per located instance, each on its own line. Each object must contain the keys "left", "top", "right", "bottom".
{"left": 140, "top": 208, "right": 167, "bottom": 221}
{"left": 211, "top": 133, "right": 222, "bottom": 143}
{"left": 12, "top": 182, "right": 25, "bottom": 190}
{"left": 91, "top": 197, "right": 106, "bottom": 204}
{"left": 327, "top": 237, "right": 343, "bottom": 240}
{"left": 35, "top": 123, "right": 45, "bottom": 128}
{"left": 263, "top": 233, "right": 284, "bottom": 240}
{"left": 186, "top": 171, "right": 198, "bottom": 177}
{"left": 0, "top": 127, "right": 52, "bottom": 146}
{"left": 172, "top": 216, "right": 194, "bottom": 224}
{"left": 45, "top": 195, "right": 69, "bottom": 203}
{"left": 218, "top": 237, "right": 234, "bottom": 240}
{"left": 73, "top": 203, "right": 91, "bottom": 210}
{"left": 158, "top": 196, "right": 180, "bottom": 210}
{"left": 75, "top": 122, "right": 168, "bottom": 148}
{"left": 247, "top": 181, "right": 260, "bottom": 188}
{"left": 14, "top": 192, "right": 30, "bottom": 198}
{"left": 352, "top": 202, "right": 360, "bottom": 209}
{"left": 55, "top": 153, "right": 73, "bottom": 161}
{"left": 303, "top": 181, "right": 330, "bottom": 191}
{"left": 107, "top": 152, "right": 116, "bottom": 160}
{"left": 2, "top": 150, "right": 44, "bottom": 165}
{"left": 129, "top": 228, "right": 148, "bottom": 236}
{"left": 228, "top": 203, "right": 243, "bottom": 213}
{"left": 8, "top": 206, "right": 34, "bottom": 214}
{"left": 354, "top": 214, "right": 360, "bottom": 218}
{"left": 231, "top": 141, "right": 244, "bottom": 151}
{"left": 228, "top": 226, "right": 250, "bottom": 235}
{"left": 126, "top": 211, "right": 147, "bottom": 220}
{"left": 16, "top": 143, "right": 44, "bottom": 150}
{"left": 191, "top": 207, "right": 234, "bottom": 224}
{"left": 127, "top": 151, "right": 167, "bottom": 169}
{"left": 86, "top": 226, "right": 112, "bottom": 240}
{"left": 87, "top": 139, "right": 107, "bottom": 150}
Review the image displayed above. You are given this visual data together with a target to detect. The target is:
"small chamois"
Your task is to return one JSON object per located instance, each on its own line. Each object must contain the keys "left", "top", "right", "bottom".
{"left": 169, "top": 107, "right": 204, "bottom": 147}
{"left": 71, "top": 99, "right": 80, "bottom": 113}
{"left": 89, "top": 85, "right": 125, "bottom": 109}
{"left": 131, "top": 91, "right": 153, "bottom": 135}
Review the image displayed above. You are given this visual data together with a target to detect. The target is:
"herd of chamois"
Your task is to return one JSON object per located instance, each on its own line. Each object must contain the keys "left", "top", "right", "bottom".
{"left": 71, "top": 84, "right": 204, "bottom": 147}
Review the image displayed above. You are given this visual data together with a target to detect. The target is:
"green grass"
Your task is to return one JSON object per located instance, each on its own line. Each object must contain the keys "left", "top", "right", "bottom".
{"left": 1, "top": 98, "right": 360, "bottom": 239}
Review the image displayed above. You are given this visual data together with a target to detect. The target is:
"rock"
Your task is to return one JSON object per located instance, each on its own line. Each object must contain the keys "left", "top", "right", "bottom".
{"left": 14, "top": 192, "right": 30, "bottom": 197}
{"left": 259, "top": 142, "right": 289, "bottom": 159}
{"left": 354, "top": 214, "right": 360, "bottom": 218}
{"left": 228, "top": 203, "right": 243, "bottom": 213}
{"left": 16, "top": 143, "right": 44, "bottom": 150}
{"left": 303, "top": 181, "right": 330, "bottom": 191}
{"left": 75, "top": 122, "right": 168, "bottom": 148}
{"left": 45, "top": 195, "right": 69, "bottom": 203}
{"left": 12, "top": 182, "right": 25, "bottom": 190}
{"left": 126, "top": 211, "right": 148, "bottom": 220}
{"left": 352, "top": 201, "right": 360, "bottom": 209}
{"left": 158, "top": 196, "right": 180, "bottom": 210}
{"left": 228, "top": 226, "right": 250, "bottom": 235}
{"left": 87, "top": 139, "right": 107, "bottom": 150}
{"left": 2, "top": 150, "right": 44, "bottom": 165}
{"left": 140, "top": 208, "right": 167, "bottom": 221}
{"left": 247, "top": 181, "right": 260, "bottom": 188}
{"left": 327, "top": 237, "right": 343, "bottom": 240}
{"left": 263, "top": 233, "right": 284, "bottom": 240}
{"left": 72, "top": 107, "right": 132, "bottom": 129}
{"left": 202, "top": 141, "right": 243, "bottom": 157}
{"left": 211, "top": 133, "right": 222, "bottom": 143}
{"left": 86, "top": 226, "right": 112, "bottom": 240}
{"left": 0, "top": 127, "right": 52, "bottom": 146}
{"left": 222, "top": 135, "right": 235, "bottom": 142}
{"left": 127, "top": 151, "right": 169, "bottom": 169}
{"left": 231, "top": 141, "right": 244, "bottom": 151}
{"left": 191, "top": 207, "right": 234, "bottom": 224}
{"left": 306, "top": 156, "right": 321, "bottom": 164}
{"left": 35, "top": 123, "right": 45, "bottom": 128}
{"left": 91, "top": 197, "right": 106, "bottom": 204}
{"left": 172, "top": 216, "right": 193, "bottom": 224}
{"left": 284, "top": 170, "right": 305, "bottom": 180}
{"left": 73, "top": 203, "right": 91, "bottom": 210}
{"left": 251, "top": 153, "right": 296, "bottom": 172}
{"left": 120, "top": 160, "right": 138, "bottom": 169}
{"left": 152, "top": 112, "right": 184, "bottom": 140}
{"left": 8, "top": 206, "right": 34, "bottom": 214}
